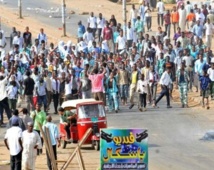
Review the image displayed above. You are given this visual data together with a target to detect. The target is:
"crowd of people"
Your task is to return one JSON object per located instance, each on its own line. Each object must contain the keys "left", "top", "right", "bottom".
{"left": 1, "top": 0, "right": 214, "bottom": 169}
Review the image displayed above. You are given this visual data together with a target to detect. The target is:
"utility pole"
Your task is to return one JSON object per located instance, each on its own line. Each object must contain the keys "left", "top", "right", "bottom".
{"left": 123, "top": 0, "right": 127, "bottom": 39}
{"left": 62, "top": 0, "right": 66, "bottom": 36}
{"left": 18, "top": 0, "right": 22, "bottom": 18}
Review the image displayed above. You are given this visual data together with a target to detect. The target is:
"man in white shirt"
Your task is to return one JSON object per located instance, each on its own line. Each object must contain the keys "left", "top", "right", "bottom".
{"left": 196, "top": 9, "right": 205, "bottom": 25}
{"left": 185, "top": 1, "right": 192, "bottom": 15}
{"left": 83, "top": 27, "right": 94, "bottom": 44}
{"left": 87, "top": 12, "right": 97, "bottom": 37}
{"left": 153, "top": 66, "right": 172, "bottom": 108}
{"left": 207, "top": 61, "right": 214, "bottom": 99}
{"left": 129, "top": 4, "right": 138, "bottom": 27}
{"left": 0, "top": 68, "right": 13, "bottom": 125}
{"left": 116, "top": 30, "right": 127, "bottom": 53}
{"left": 51, "top": 73, "right": 60, "bottom": 114}
{"left": 4, "top": 117, "right": 23, "bottom": 170}
{"left": 13, "top": 31, "right": 24, "bottom": 50}
{"left": 36, "top": 77, "right": 47, "bottom": 112}
{"left": 204, "top": 18, "right": 214, "bottom": 48}
{"left": 139, "top": 1, "right": 146, "bottom": 22}
{"left": 156, "top": 0, "right": 165, "bottom": 26}
{"left": 127, "top": 22, "right": 134, "bottom": 49}
{"left": 38, "top": 28, "right": 47, "bottom": 44}
{"left": 97, "top": 13, "right": 105, "bottom": 42}
{"left": 0, "top": 32, "right": 7, "bottom": 60}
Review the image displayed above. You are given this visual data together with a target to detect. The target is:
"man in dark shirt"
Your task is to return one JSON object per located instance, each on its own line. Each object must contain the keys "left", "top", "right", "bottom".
{"left": 24, "top": 71, "right": 35, "bottom": 112}
{"left": 23, "top": 26, "right": 32, "bottom": 47}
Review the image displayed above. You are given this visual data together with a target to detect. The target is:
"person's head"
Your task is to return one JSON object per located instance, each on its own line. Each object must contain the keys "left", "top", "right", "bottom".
{"left": 22, "top": 108, "right": 28, "bottom": 115}
{"left": 211, "top": 63, "right": 214, "bottom": 69}
{"left": 128, "top": 21, "right": 131, "bottom": 28}
{"left": 78, "top": 21, "right": 82, "bottom": 26}
{"left": 199, "top": 54, "right": 203, "bottom": 61}
{"left": 207, "top": 18, "right": 210, "bottom": 24}
{"left": 137, "top": 16, "right": 141, "bottom": 20}
{"left": 58, "top": 107, "right": 65, "bottom": 115}
{"left": 181, "top": 4, "right": 184, "bottom": 10}
{"left": 46, "top": 115, "right": 52, "bottom": 122}
{"left": 99, "top": 13, "right": 102, "bottom": 18}
{"left": 40, "top": 28, "right": 44, "bottom": 33}
{"left": 166, "top": 66, "right": 171, "bottom": 73}
{"left": 35, "top": 103, "right": 41, "bottom": 111}
{"left": 132, "top": 64, "right": 137, "bottom": 71}
{"left": 25, "top": 26, "right": 29, "bottom": 32}
{"left": 177, "top": 27, "right": 181, "bottom": 33}
{"left": 167, "top": 9, "right": 170, "bottom": 14}
{"left": 26, "top": 70, "right": 31, "bottom": 77}
{"left": 197, "top": 20, "right": 200, "bottom": 25}
{"left": 110, "top": 72, "right": 114, "bottom": 79}
{"left": 119, "top": 30, "right": 123, "bottom": 37}
{"left": 179, "top": 50, "right": 183, "bottom": 57}
{"left": 90, "top": 12, "right": 94, "bottom": 17}
{"left": 132, "top": 4, "right": 135, "bottom": 9}
{"left": 190, "top": 9, "right": 194, "bottom": 13}
{"left": 187, "top": 1, "right": 190, "bottom": 4}
{"left": 13, "top": 109, "right": 19, "bottom": 116}
{"left": 173, "top": 6, "right": 176, "bottom": 11}
{"left": 17, "top": 31, "right": 21, "bottom": 37}
{"left": 12, "top": 27, "right": 16, "bottom": 32}
{"left": 160, "top": 53, "right": 164, "bottom": 59}
{"left": 27, "top": 122, "right": 34, "bottom": 132}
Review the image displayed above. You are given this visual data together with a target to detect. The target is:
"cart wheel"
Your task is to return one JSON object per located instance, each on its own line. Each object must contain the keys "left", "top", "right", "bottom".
{"left": 95, "top": 141, "right": 100, "bottom": 151}
{"left": 62, "top": 140, "right": 67, "bottom": 149}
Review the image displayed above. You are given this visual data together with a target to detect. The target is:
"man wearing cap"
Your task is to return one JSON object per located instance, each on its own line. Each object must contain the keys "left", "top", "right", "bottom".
{"left": 22, "top": 122, "right": 42, "bottom": 170}
{"left": 153, "top": 65, "right": 172, "bottom": 108}
{"left": 4, "top": 116, "right": 23, "bottom": 170}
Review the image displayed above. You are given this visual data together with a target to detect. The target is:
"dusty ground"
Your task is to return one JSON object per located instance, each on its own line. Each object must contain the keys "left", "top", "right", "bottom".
{"left": 0, "top": 0, "right": 214, "bottom": 169}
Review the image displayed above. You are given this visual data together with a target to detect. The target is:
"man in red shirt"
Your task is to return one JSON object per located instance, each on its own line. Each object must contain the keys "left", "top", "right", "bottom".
{"left": 102, "top": 21, "right": 113, "bottom": 52}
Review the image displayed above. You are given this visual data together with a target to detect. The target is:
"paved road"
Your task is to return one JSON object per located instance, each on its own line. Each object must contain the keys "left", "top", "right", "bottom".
{"left": 2, "top": 0, "right": 88, "bottom": 37}
{"left": 1, "top": 96, "right": 214, "bottom": 169}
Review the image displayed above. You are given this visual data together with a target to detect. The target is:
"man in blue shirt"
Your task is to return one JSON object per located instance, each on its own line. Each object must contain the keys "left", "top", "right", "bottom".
{"left": 77, "top": 21, "right": 85, "bottom": 40}
{"left": 43, "top": 115, "right": 60, "bottom": 170}
{"left": 192, "top": 20, "right": 204, "bottom": 39}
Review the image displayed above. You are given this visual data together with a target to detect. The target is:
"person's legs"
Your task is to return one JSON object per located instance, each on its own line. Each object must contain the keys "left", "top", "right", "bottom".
{"left": 43, "top": 95, "right": 47, "bottom": 112}
{"left": 168, "top": 24, "right": 171, "bottom": 37}
{"left": 143, "top": 93, "right": 147, "bottom": 108}
{"left": 211, "top": 81, "right": 214, "bottom": 99}
{"left": 98, "top": 28, "right": 102, "bottom": 42}
{"left": 155, "top": 88, "right": 166, "bottom": 105}
{"left": 11, "top": 99, "right": 17, "bottom": 111}
{"left": 108, "top": 93, "right": 113, "bottom": 111}
{"left": 15, "top": 151, "right": 22, "bottom": 170}
{"left": 64, "top": 124, "right": 71, "bottom": 139}
{"left": 46, "top": 148, "right": 52, "bottom": 170}
{"left": 157, "top": 14, "right": 160, "bottom": 26}
{"left": 10, "top": 155, "right": 15, "bottom": 170}
{"left": 129, "top": 84, "right": 136, "bottom": 105}
{"left": 165, "top": 88, "right": 170, "bottom": 106}
{"left": 146, "top": 17, "right": 149, "bottom": 31}
{"left": 179, "top": 84, "right": 184, "bottom": 106}
{"left": 160, "top": 14, "right": 163, "bottom": 26}
{"left": 1, "top": 98, "right": 11, "bottom": 120}
{"left": 53, "top": 93, "right": 59, "bottom": 114}
{"left": 124, "top": 84, "right": 129, "bottom": 104}
{"left": 138, "top": 94, "right": 143, "bottom": 110}
{"left": 147, "top": 84, "right": 151, "bottom": 103}
{"left": 112, "top": 93, "right": 119, "bottom": 111}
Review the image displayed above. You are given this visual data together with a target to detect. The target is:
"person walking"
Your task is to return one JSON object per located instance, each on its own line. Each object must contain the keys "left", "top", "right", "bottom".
{"left": 204, "top": 18, "right": 214, "bottom": 48}
{"left": 35, "top": 77, "right": 47, "bottom": 112}
{"left": 171, "top": 6, "right": 179, "bottom": 34}
{"left": 30, "top": 103, "right": 46, "bottom": 155}
{"left": 178, "top": 5, "right": 187, "bottom": 32}
{"left": 137, "top": 74, "right": 148, "bottom": 112}
{"left": 22, "top": 122, "right": 42, "bottom": 170}
{"left": 153, "top": 65, "right": 172, "bottom": 108}
{"left": 207, "top": 59, "right": 214, "bottom": 100}
{"left": 0, "top": 68, "right": 13, "bottom": 125}
{"left": 156, "top": 0, "right": 165, "bottom": 26}
{"left": 51, "top": 73, "right": 60, "bottom": 115}
{"left": 23, "top": 71, "right": 35, "bottom": 112}
{"left": 163, "top": 10, "right": 171, "bottom": 37}
{"left": 129, "top": 64, "right": 140, "bottom": 109}
{"left": 43, "top": 115, "right": 60, "bottom": 170}
{"left": 176, "top": 62, "right": 189, "bottom": 108}
{"left": 199, "top": 70, "right": 211, "bottom": 109}
{"left": 105, "top": 72, "right": 119, "bottom": 113}
{"left": 4, "top": 117, "right": 23, "bottom": 170}
{"left": 9, "top": 109, "right": 26, "bottom": 131}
